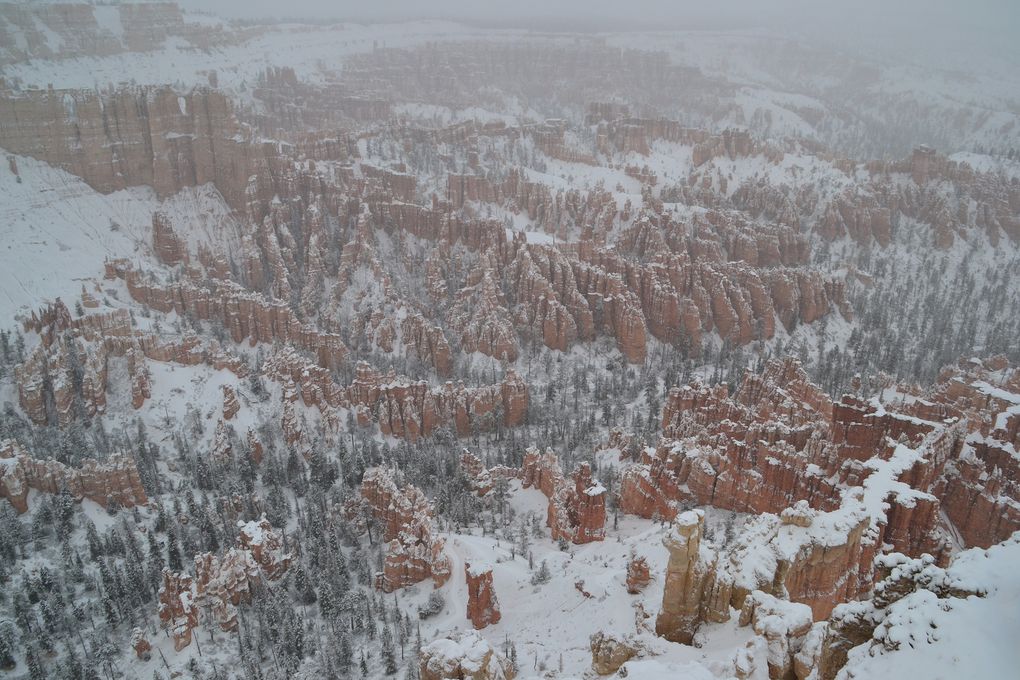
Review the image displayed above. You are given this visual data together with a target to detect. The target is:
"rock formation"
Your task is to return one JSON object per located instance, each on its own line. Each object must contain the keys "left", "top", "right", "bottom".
{"left": 420, "top": 631, "right": 515, "bottom": 680}
{"left": 590, "top": 632, "right": 641, "bottom": 675}
{"left": 265, "top": 352, "right": 528, "bottom": 443}
{"left": 803, "top": 547, "right": 991, "bottom": 680}
{"left": 460, "top": 450, "right": 495, "bottom": 496}
{"left": 522, "top": 448, "right": 607, "bottom": 544}
{"left": 158, "top": 516, "right": 292, "bottom": 650}
{"left": 628, "top": 357, "right": 1020, "bottom": 654}
{"left": 222, "top": 384, "right": 240, "bottom": 420}
{"left": 130, "top": 629, "right": 151, "bottom": 660}
{"left": 0, "top": 440, "right": 147, "bottom": 513}
{"left": 654, "top": 510, "right": 721, "bottom": 644}
{"left": 0, "top": 84, "right": 265, "bottom": 211}
{"left": 352, "top": 467, "right": 451, "bottom": 592}
{"left": 465, "top": 562, "right": 501, "bottom": 629}
{"left": 626, "top": 555, "right": 651, "bottom": 594}
{"left": 737, "top": 592, "right": 813, "bottom": 680}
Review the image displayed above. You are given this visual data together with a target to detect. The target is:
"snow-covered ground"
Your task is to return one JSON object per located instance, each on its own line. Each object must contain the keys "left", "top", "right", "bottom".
{"left": 0, "top": 151, "right": 240, "bottom": 323}
{"left": 0, "top": 153, "right": 155, "bottom": 321}
{"left": 380, "top": 483, "right": 755, "bottom": 679}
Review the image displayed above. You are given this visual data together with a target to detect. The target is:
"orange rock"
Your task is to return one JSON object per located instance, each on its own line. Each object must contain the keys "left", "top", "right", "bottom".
{"left": 222, "top": 384, "right": 240, "bottom": 420}
{"left": 465, "top": 562, "right": 501, "bottom": 629}
{"left": 353, "top": 467, "right": 451, "bottom": 592}
{"left": 626, "top": 556, "right": 651, "bottom": 594}
{"left": 1, "top": 440, "right": 147, "bottom": 514}
{"left": 522, "top": 449, "right": 607, "bottom": 544}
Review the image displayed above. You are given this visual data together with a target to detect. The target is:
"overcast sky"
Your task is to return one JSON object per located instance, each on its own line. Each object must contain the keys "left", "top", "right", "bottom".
{"left": 175, "top": 0, "right": 1018, "bottom": 69}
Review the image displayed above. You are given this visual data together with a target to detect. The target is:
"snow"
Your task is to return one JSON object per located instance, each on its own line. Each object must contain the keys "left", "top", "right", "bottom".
{"left": 0, "top": 20, "right": 516, "bottom": 95}
{"left": 505, "top": 227, "right": 560, "bottom": 245}
{"left": 92, "top": 5, "right": 125, "bottom": 40}
{"left": 238, "top": 518, "right": 265, "bottom": 545}
{"left": 0, "top": 150, "right": 242, "bottom": 324}
{"left": 398, "top": 487, "right": 756, "bottom": 678}
{"left": 970, "top": 380, "right": 1020, "bottom": 405}
{"left": 839, "top": 535, "right": 1020, "bottom": 680}
{"left": 0, "top": 152, "right": 156, "bottom": 321}
{"left": 32, "top": 14, "right": 64, "bottom": 53}
{"left": 465, "top": 561, "right": 494, "bottom": 578}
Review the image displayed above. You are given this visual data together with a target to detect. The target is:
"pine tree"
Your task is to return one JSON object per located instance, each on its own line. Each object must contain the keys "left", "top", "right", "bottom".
{"left": 166, "top": 525, "right": 182, "bottom": 572}
{"left": 0, "top": 628, "right": 13, "bottom": 671}
{"left": 515, "top": 520, "right": 530, "bottom": 557}
{"left": 382, "top": 625, "right": 397, "bottom": 674}
{"left": 85, "top": 521, "right": 102, "bottom": 560}
{"left": 26, "top": 646, "right": 46, "bottom": 680}
{"left": 530, "top": 560, "right": 551, "bottom": 585}
{"left": 405, "top": 655, "right": 420, "bottom": 680}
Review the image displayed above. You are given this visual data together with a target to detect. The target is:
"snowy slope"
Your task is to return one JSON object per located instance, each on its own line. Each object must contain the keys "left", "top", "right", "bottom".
{"left": 0, "top": 152, "right": 155, "bottom": 321}
{"left": 0, "top": 151, "right": 240, "bottom": 323}
{"left": 839, "top": 535, "right": 1020, "bottom": 680}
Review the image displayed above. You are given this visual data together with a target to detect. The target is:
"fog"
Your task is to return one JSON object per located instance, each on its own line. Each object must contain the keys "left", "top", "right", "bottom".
{"left": 178, "top": 0, "right": 1019, "bottom": 70}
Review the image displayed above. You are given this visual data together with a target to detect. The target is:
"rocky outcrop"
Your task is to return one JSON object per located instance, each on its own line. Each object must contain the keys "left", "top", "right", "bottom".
{"left": 626, "top": 555, "right": 651, "bottom": 594}
{"left": 654, "top": 510, "right": 722, "bottom": 644}
{"left": 0, "top": 440, "right": 147, "bottom": 514}
{"left": 460, "top": 450, "right": 495, "bottom": 496}
{"left": 521, "top": 448, "right": 606, "bottom": 544}
{"left": 15, "top": 297, "right": 252, "bottom": 427}
{"left": 131, "top": 629, "right": 151, "bottom": 660}
{"left": 0, "top": 84, "right": 268, "bottom": 211}
{"left": 16, "top": 336, "right": 110, "bottom": 426}
{"left": 112, "top": 267, "right": 349, "bottom": 370}
{"left": 157, "top": 570, "right": 199, "bottom": 651}
{"left": 449, "top": 269, "right": 519, "bottom": 362}
{"left": 590, "top": 632, "right": 641, "bottom": 675}
{"left": 246, "top": 429, "right": 264, "bottom": 466}
{"left": 620, "top": 357, "right": 978, "bottom": 575}
{"left": 0, "top": 2, "right": 240, "bottom": 66}
{"left": 152, "top": 211, "right": 188, "bottom": 265}
{"left": 352, "top": 467, "right": 452, "bottom": 592}
{"left": 222, "top": 384, "right": 240, "bottom": 420}
{"left": 237, "top": 515, "right": 292, "bottom": 579}
{"left": 737, "top": 591, "right": 813, "bottom": 680}
{"left": 266, "top": 352, "right": 528, "bottom": 443}
{"left": 159, "top": 516, "right": 292, "bottom": 649}
{"left": 805, "top": 549, "right": 987, "bottom": 680}
{"left": 420, "top": 631, "right": 515, "bottom": 680}
{"left": 401, "top": 312, "right": 454, "bottom": 377}
{"left": 731, "top": 145, "right": 1020, "bottom": 249}
{"left": 465, "top": 562, "right": 501, "bottom": 629}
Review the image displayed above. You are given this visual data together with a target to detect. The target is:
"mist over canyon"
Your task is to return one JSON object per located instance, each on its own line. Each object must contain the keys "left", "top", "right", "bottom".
{"left": 0, "top": 2, "right": 1018, "bottom": 680}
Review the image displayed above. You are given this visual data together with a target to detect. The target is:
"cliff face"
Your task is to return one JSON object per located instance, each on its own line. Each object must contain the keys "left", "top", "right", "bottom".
{"left": 0, "top": 440, "right": 147, "bottom": 513}
{"left": 0, "top": 2, "right": 242, "bottom": 66}
{"left": 0, "top": 85, "right": 266, "bottom": 211}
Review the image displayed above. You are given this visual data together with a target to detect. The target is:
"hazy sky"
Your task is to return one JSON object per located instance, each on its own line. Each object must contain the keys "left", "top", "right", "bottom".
{"left": 176, "top": 0, "right": 1018, "bottom": 69}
